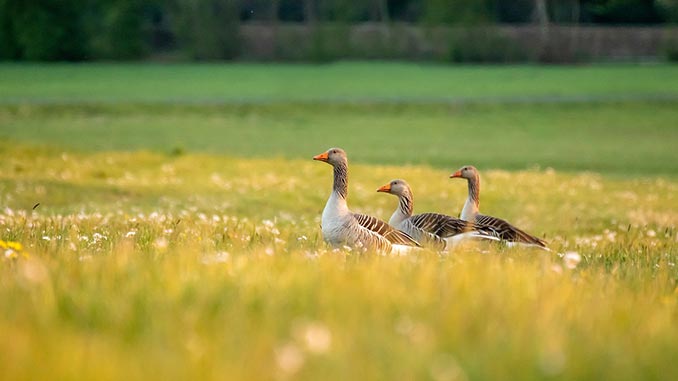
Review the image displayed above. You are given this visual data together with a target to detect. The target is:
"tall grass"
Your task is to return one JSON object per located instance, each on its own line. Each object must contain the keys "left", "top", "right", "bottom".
{"left": 0, "top": 143, "right": 676, "bottom": 380}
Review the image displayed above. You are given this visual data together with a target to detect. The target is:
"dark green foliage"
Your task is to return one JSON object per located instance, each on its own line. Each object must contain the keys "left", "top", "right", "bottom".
{"left": 422, "top": 0, "right": 497, "bottom": 25}
{"left": 0, "top": 0, "right": 677, "bottom": 62}
{"left": 172, "top": 0, "right": 241, "bottom": 60}
{"left": 89, "top": 0, "right": 150, "bottom": 59}
{"left": 447, "top": 28, "right": 528, "bottom": 63}
{"left": 0, "top": 0, "right": 153, "bottom": 61}
{"left": 665, "top": 41, "right": 678, "bottom": 61}
{"left": 309, "top": 24, "right": 351, "bottom": 62}
{"left": 584, "top": 0, "right": 665, "bottom": 23}
{"left": 0, "top": 0, "right": 88, "bottom": 61}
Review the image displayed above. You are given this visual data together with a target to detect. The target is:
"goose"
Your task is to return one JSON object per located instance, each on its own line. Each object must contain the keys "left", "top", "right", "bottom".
{"left": 450, "top": 165, "right": 549, "bottom": 250}
{"left": 377, "top": 179, "right": 500, "bottom": 250}
{"left": 313, "top": 148, "right": 421, "bottom": 253}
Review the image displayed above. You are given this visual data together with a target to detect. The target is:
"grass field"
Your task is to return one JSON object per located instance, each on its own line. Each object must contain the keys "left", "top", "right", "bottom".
{"left": 2, "top": 63, "right": 678, "bottom": 103}
{"left": 0, "top": 63, "right": 677, "bottom": 381}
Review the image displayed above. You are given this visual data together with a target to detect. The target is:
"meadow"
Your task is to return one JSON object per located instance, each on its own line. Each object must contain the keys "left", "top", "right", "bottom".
{"left": 0, "top": 63, "right": 677, "bottom": 381}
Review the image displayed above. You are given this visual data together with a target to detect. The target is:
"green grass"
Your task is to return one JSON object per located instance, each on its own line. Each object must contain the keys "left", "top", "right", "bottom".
{"left": 2, "top": 101, "right": 678, "bottom": 175}
{"left": 2, "top": 63, "right": 677, "bottom": 175}
{"left": 1, "top": 62, "right": 678, "bottom": 103}
{"left": 1, "top": 63, "right": 677, "bottom": 381}
{"left": 0, "top": 143, "right": 676, "bottom": 381}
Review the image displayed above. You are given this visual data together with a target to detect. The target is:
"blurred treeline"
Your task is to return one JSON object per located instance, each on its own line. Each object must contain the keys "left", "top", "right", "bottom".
{"left": 1, "top": 0, "right": 677, "bottom": 61}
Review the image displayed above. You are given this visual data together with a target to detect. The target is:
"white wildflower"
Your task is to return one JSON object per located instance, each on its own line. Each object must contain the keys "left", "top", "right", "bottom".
{"left": 429, "top": 353, "right": 468, "bottom": 381}
{"left": 201, "top": 251, "right": 230, "bottom": 265}
{"left": 299, "top": 322, "right": 332, "bottom": 354}
{"left": 274, "top": 343, "right": 305, "bottom": 375}
{"left": 154, "top": 237, "right": 169, "bottom": 250}
{"left": 563, "top": 252, "right": 582, "bottom": 269}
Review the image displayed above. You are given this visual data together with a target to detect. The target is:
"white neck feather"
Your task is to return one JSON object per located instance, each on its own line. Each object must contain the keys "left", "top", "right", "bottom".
{"left": 322, "top": 190, "right": 350, "bottom": 223}
{"left": 460, "top": 196, "right": 479, "bottom": 221}
{"left": 388, "top": 208, "right": 409, "bottom": 228}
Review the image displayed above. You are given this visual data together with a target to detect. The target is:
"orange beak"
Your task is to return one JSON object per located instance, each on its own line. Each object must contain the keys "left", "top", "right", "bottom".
{"left": 313, "top": 151, "right": 329, "bottom": 162}
{"left": 450, "top": 170, "right": 462, "bottom": 178}
{"left": 376, "top": 183, "right": 391, "bottom": 193}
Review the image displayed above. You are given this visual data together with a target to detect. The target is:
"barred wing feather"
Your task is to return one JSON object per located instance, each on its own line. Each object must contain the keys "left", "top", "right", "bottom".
{"left": 352, "top": 213, "right": 421, "bottom": 247}
{"left": 475, "top": 214, "right": 548, "bottom": 248}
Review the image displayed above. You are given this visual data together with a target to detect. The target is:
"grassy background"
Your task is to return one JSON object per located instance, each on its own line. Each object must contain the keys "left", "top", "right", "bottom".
{"left": 0, "top": 63, "right": 677, "bottom": 381}
{"left": 1, "top": 63, "right": 678, "bottom": 103}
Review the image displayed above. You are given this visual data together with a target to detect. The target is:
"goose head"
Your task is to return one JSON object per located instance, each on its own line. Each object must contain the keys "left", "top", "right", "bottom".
{"left": 376, "top": 179, "right": 411, "bottom": 196}
{"left": 313, "top": 147, "right": 347, "bottom": 167}
{"left": 450, "top": 165, "right": 478, "bottom": 180}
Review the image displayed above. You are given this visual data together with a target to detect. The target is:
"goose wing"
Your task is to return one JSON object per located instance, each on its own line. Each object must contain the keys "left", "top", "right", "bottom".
{"left": 475, "top": 214, "right": 548, "bottom": 248}
{"left": 408, "top": 213, "right": 475, "bottom": 237}
{"left": 352, "top": 213, "right": 421, "bottom": 247}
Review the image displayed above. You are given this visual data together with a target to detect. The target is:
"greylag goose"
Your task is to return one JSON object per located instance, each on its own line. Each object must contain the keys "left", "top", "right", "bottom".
{"left": 377, "top": 179, "right": 499, "bottom": 250}
{"left": 450, "top": 165, "right": 549, "bottom": 249}
{"left": 313, "top": 148, "right": 420, "bottom": 253}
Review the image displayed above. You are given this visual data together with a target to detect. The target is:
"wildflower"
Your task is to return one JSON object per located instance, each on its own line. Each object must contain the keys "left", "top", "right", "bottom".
{"left": 6, "top": 241, "right": 23, "bottom": 251}
{"left": 4, "top": 249, "right": 18, "bottom": 260}
{"left": 154, "top": 237, "right": 169, "bottom": 250}
{"left": 429, "top": 353, "right": 468, "bottom": 381}
{"left": 201, "top": 251, "right": 230, "bottom": 265}
{"left": 299, "top": 322, "right": 332, "bottom": 354}
{"left": 2, "top": 240, "right": 29, "bottom": 261}
{"left": 274, "top": 343, "right": 305, "bottom": 375}
{"left": 563, "top": 252, "right": 582, "bottom": 270}
{"left": 125, "top": 231, "right": 137, "bottom": 238}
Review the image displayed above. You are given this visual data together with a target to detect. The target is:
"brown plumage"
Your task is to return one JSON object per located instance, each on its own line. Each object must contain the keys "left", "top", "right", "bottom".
{"left": 313, "top": 147, "right": 421, "bottom": 253}
{"left": 377, "top": 179, "right": 500, "bottom": 250}
{"left": 450, "top": 165, "right": 549, "bottom": 249}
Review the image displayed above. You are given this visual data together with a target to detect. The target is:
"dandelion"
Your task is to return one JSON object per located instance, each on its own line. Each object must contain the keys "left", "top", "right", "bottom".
{"left": 201, "top": 251, "right": 230, "bottom": 264}
{"left": 563, "top": 252, "right": 582, "bottom": 269}
{"left": 274, "top": 343, "right": 305, "bottom": 375}
{"left": 154, "top": 237, "right": 169, "bottom": 250}
{"left": 299, "top": 322, "right": 332, "bottom": 354}
{"left": 429, "top": 353, "right": 468, "bottom": 381}
{"left": 4, "top": 249, "right": 18, "bottom": 260}
{"left": 92, "top": 232, "right": 107, "bottom": 242}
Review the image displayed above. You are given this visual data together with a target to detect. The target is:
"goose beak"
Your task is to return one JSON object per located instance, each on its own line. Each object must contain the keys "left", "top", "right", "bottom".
{"left": 313, "top": 152, "right": 329, "bottom": 162}
{"left": 450, "top": 170, "right": 462, "bottom": 178}
{"left": 376, "top": 184, "right": 391, "bottom": 193}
